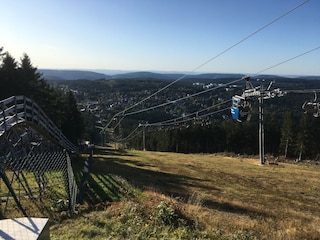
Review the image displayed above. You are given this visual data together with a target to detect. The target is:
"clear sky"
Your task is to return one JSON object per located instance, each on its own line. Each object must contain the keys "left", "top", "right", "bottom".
{"left": 1, "top": 0, "right": 319, "bottom": 75}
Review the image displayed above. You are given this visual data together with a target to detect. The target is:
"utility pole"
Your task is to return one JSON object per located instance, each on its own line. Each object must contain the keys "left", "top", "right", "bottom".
{"left": 142, "top": 125, "right": 146, "bottom": 151}
{"left": 139, "top": 123, "right": 147, "bottom": 151}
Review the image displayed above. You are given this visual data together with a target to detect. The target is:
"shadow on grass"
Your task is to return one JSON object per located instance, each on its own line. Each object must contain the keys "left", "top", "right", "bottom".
{"left": 201, "top": 198, "right": 273, "bottom": 218}
{"left": 89, "top": 147, "right": 135, "bottom": 157}
{"left": 74, "top": 148, "right": 273, "bottom": 218}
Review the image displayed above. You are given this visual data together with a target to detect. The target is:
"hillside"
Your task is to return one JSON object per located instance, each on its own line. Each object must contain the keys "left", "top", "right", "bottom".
{"left": 39, "top": 69, "right": 247, "bottom": 81}
{"left": 39, "top": 69, "right": 111, "bottom": 80}
{"left": 50, "top": 147, "right": 320, "bottom": 239}
{"left": 49, "top": 74, "right": 320, "bottom": 160}
{"left": 39, "top": 69, "right": 317, "bottom": 81}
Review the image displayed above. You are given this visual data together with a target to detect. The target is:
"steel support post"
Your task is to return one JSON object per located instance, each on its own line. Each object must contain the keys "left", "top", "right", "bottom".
{"left": 259, "top": 89, "right": 265, "bottom": 165}
{"left": 142, "top": 126, "right": 146, "bottom": 151}
{"left": 0, "top": 170, "right": 28, "bottom": 217}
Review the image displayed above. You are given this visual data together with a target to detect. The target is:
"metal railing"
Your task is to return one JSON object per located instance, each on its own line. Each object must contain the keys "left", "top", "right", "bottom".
{"left": 0, "top": 95, "right": 78, "bottom": 153}
{"left": 0, "top": 96, "right": 79, "bottom": 217}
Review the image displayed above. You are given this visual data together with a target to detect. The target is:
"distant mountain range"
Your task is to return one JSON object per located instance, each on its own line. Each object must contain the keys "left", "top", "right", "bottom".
{"left": 39, "top": 69, "right": 108, "bottom": 81}
{"left": 38, "top": 69, "right": 320, "bottom": 81}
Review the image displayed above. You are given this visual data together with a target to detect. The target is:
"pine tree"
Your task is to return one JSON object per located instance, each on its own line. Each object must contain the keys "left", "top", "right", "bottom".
{"left": 295, "top": 114, "right": 313, "bottom": 161}
{"left": 0, "top": 47, "right": 5, "bottom": 60}
{"left": 61, "top": 91, "right": 83, "bottom": 144}
{"left": 0, "top": 48, "right": 83, "bottom": 146}
{"left": 279, "top": 112, "right": 295, "bottom": 158}
{"left": 18, "top": 53, "right": 43, "bottom": 98}
{"left": 0, "top": 52, "right": 18, "bottom": 98}
{"left": 265, "top": 112, "right": 281, "bottom": 156}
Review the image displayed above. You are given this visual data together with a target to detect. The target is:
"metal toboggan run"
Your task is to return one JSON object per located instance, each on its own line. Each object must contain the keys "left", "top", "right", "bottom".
{"left": 0, "top": 96, "right": 79, "bottom": 218}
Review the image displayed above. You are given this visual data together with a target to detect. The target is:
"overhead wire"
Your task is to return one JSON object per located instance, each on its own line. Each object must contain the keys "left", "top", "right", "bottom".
{"left": 253, "top": 45, "right": 320, "bottom": 76}
{"left": 111, "top": 125, "right": 142, "bottom": 142}
{"left": 147, "top": 107, "right": 231, "bottom": 127}
{"left": 117, "top": 107, "right": 230, "bottom": 143}
{"left": 123, "top": 78, "right": 242, "bottom": 116}
{"left": 118, "top": 45, "right": 320, "bottom": 141}
{"left": 146, "top": 100, "right": 230, "bottom": 126}
{"left": 123, "top": 43, "right": 320, "bottom": 118}
{"left": 114, "top": 100, "right": 231, "bottom": 141}
{"left": 189, "top": 0, "right": 310, "bottom": 76}
{"left": 285, "top": 89, "right": 320, "bottom": 94}
{"left": 116, "top": 101, "right": 231, "bottom": 141}
{"left": 101, "top": 0, "right": 309, "bottom": 132}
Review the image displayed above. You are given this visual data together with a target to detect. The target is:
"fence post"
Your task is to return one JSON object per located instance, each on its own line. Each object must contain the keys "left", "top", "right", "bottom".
{"left": 77, "top": 149, "right": 93, "bottom": 204}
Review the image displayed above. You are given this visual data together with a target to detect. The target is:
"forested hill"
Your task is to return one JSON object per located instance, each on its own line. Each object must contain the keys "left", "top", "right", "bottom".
{"left": 40, "top": 69, "right": 111, "bottom": 80}
{"left": 39, "top": 69, "right": 320, "bottom": 81}
{"left": 39, "top": 69, "right": 247, "bottom": 81}
{"left": 3, "top": 45, "right": 320, "bottom": 160}
{"left": 49, "top": 73, "right": 320, "bottom": 161}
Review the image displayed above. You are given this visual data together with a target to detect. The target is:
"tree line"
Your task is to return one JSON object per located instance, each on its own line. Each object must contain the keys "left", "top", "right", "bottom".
{"left": 0, "top": 47, "right": 83, "bottom": 144}
{"left": 41, "top": 52, "right": 320, "bottom": 161}
{"left": 127, "top": 100, "right": 320, "bottom": 161}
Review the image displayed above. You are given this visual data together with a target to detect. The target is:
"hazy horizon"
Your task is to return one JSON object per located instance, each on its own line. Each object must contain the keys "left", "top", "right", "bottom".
{"left": 3, "top": 1, "right": 318, "bottom": 76}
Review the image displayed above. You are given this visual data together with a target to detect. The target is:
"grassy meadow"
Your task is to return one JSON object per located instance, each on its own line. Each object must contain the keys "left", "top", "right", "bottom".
{"left": 48, "top": 146, "right": 320, "bottom": 239}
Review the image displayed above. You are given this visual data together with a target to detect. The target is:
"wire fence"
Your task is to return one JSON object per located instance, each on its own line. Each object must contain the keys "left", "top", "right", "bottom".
{"left": 0, "top": 96, "right": 79, "bottom": 219}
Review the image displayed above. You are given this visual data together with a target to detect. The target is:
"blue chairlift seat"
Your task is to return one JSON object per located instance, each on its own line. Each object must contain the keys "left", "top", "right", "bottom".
{"left": 231, "top": 95, "right": 251, "bottom": 122}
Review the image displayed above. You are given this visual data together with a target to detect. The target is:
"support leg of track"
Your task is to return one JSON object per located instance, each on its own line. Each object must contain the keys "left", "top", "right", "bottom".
{"left": 0, "top": 170, "right": 28, "bottom": 217}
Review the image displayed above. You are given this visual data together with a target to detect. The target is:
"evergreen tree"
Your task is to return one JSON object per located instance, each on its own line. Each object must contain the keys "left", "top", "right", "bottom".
{"left": 295, "top": 114, "right": 313, "bottom": 161}
{"left": 0, "top": 47, "right": 83, "bottom": 146}
{"left": 0, "top": 47, "right": 5, "bottom": 60}
{"left": 279, "top": 112, "right": 295, "bottom": 158}
{"left": 265, "top": 112, "right": 281, "bottom": 156}
{"left": 1, "top": 52, "right": 17, "bottom": 71}
{"left": 0, "top": 52, "right": 18, "bottom": 98}
{"left": 61, "top": 91, "right": 83, "bottom": 144}
{"left": 18, "top": 53, "right": 43, "bottom": 98}
{"left": 223, "top": 120, "right": 244, "bottom": 154}
{"left": 308, "top": 117, "right": 320, "bottom": 159}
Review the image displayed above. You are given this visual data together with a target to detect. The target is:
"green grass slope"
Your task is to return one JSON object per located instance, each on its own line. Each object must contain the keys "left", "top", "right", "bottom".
{"left": 50, "top": 147, "right": 320, "bottom": 239}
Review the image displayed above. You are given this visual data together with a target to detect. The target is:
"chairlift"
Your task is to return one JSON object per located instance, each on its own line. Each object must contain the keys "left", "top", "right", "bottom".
{"left": 302, "top": 92, "right": 320, "bottom": 117}
{"left": 231, "top": 95, "right": 252, "bottom": 122}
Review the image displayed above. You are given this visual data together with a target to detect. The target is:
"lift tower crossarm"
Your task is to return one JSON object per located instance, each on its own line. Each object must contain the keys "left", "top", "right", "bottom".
{"left": 241, "top": 77, "right": 286, "bottom": 99}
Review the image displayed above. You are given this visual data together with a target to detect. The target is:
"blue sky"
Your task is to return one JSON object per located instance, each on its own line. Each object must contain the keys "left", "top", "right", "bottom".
{"left": 1, "top": 0, "right": 319, "bottom": 75}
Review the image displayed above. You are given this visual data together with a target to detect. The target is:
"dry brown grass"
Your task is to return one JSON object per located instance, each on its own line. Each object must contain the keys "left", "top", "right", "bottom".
{"left": 6, "top": 146, "right": 318, "bottom": 239}
{"left": 88, "top": 147, "right": 320, "bottom": 239}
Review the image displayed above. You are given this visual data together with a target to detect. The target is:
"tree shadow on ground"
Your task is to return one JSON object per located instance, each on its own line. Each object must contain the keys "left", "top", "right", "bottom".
{"left": 78, "top": 148, "right": 274, "bottom": 218}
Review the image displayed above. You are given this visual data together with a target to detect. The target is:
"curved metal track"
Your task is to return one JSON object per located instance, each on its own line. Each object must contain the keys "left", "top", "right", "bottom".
{"left": 0, "top": 96, "right": 79, "bottom": 218}
{"left": 0, "top": 96, "right": 78, "bottom": 153}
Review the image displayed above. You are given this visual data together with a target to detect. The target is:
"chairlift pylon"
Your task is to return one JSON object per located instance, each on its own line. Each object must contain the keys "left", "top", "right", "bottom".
{"left": 230, "top": 76, "right": 285, "bottom": 122}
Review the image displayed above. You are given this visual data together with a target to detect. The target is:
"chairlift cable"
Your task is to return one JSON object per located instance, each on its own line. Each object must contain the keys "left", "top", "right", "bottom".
{"left": 284, "top": 89, "right": 320, "bottom": 94}
{"left": 145, "top": 107, "right": 231, "bottom": 127}
{"left": 112, "top": 126, "right": 142, "bottom": 142}
{"left": 113, "top": 100, "right": 230, "bottom": 140}
{"left": 252, "top": 45, "right": 320, "bottom": 76}
{"left": 117, "top": 104, "right": 231, "bottom": 142}
{"left": 146, "top": 100, "right": 230, "bottom": 126}
{"left": 120, "top": 41, "right": 320, "bottom": 121}
{"left": 123, "top": 79, "right": 242, "bottom": 117}
{"left": 111, "top": 42, "right": 320, "bottom": 131}
{"left": 101, "top": 0, "right": 309, "bottom": 132}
